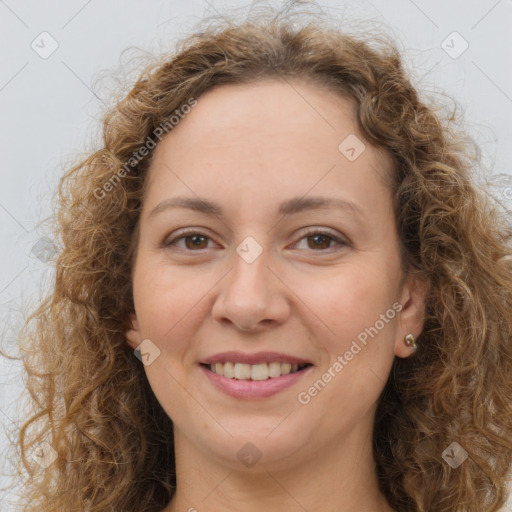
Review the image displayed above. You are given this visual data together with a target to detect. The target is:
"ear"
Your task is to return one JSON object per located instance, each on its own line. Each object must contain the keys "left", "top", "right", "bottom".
{"left": 125, "top": 312, "right": 141, "bottom": 350}
{"left": 394, "top": 271, "right": 428, "bottom": 358}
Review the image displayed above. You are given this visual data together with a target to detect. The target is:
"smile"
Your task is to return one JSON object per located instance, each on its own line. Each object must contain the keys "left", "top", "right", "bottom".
{"left": 204, "top": 361, "right": 311, "bottom": 380}
{"left": 199, "top": 362, "right": 314, "bottom": 399}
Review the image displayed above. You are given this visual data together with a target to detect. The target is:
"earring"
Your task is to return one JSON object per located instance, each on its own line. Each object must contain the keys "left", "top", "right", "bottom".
{"left": 405, "top": 334, "right": 417, "bottom": 350}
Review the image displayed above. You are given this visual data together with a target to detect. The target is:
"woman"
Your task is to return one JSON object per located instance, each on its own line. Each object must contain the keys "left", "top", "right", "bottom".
{"left": 14, "top": 6, "right": 512, "bottom": 512}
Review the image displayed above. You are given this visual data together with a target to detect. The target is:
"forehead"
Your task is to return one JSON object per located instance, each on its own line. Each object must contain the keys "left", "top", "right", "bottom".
{"left": 143, "top": 78, "right": 394, "bottom": 210}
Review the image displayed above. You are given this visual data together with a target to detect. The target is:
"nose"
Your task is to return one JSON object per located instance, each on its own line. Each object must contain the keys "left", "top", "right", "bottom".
{"left": 211, "top": 246, "right": 291, "bottom": 333}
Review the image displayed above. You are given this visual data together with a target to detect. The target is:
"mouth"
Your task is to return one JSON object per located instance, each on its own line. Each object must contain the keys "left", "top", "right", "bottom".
{"left": 200, "top": 361, "right": 313, "bottom": 381}
{"left": 199, "top": 360, "right": 314, "bottom": 400}
{"left": 199, "top": 351, "right": 315, "bottom": 399}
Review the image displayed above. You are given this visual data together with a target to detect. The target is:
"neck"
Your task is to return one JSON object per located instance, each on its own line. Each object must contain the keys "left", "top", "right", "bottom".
{"left": 162, "top": 419, "right": 395, "bottom": 512}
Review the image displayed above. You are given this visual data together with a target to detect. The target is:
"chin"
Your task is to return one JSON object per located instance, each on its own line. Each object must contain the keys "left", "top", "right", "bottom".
{"left": 188, "top": 419, "right": 315, "bottom": 471}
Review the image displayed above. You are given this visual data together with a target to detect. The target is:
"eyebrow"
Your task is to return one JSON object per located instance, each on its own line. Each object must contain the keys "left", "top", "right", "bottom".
{"left": 148, "top": 195, "right": 365, "bottom": 220}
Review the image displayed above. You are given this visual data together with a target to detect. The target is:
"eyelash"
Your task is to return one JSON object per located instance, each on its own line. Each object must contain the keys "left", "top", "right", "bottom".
{"left": 163, "top": 228, "right": 348, "bottom": 253}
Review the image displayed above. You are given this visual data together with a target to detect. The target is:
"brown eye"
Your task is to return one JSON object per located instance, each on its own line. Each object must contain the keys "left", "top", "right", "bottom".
{"left": 183, "top": 234, "right": 209, "bottom": 250}
{"left": 163, "top": 228, "right": 347, "bottom": 254}
{"left": 306, "top": 234, "right": 334, "bottom": 250}
{"left": 294, "top": 230, "right": 347, "bottom": 252}
{"left": 163, "top": 230, "right": 214, "bottom": 251}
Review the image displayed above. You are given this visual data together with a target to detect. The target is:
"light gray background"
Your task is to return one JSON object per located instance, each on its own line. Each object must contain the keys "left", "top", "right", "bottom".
{"left": 1, "top": 0, "right": 511, "bottom": 509}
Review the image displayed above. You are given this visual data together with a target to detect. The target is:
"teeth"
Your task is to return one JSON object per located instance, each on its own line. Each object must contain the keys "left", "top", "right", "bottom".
{"left": 208, "top": 362, "right": 307, "bottom": 380}
{"left": 268, "top": 361, "right": 281, "bottom": 378}
{"left": 251, "top": 363, "right": 268, "bottom": 381}
{"left": 234, "top": 363, "right": 251, "bottom": 379}
{"left": 281, "top": 363, "right": 292, "bottom": 375}
{"left": 223, "top": 362, "right": 234, "bottom": 379}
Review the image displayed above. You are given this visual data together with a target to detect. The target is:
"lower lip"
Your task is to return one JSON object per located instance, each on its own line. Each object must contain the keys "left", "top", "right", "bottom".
{"left": 199, "top": 364, "right": 313, "bottom": 399}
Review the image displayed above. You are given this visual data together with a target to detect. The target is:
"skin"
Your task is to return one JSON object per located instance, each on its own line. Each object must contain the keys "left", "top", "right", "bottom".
{"left": 125, "top": 78, "right": 426, "bottom": 512}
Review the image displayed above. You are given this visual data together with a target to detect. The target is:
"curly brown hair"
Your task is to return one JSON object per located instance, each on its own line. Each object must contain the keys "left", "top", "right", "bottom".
{"left": 8, "top": 4, "right": 512, "bottom": 512}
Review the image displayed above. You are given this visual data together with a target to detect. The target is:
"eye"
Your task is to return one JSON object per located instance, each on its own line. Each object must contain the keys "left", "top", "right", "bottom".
{"left": 162, "top": 228, "right": 348, "bottom": 253}
{"left": 293, "top": 229, "right": 348, "bottom": 252}
{"left": 163, "top": 229, "right": 216, "bottom": 251}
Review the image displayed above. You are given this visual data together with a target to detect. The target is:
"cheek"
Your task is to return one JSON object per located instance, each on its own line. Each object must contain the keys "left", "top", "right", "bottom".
{"left": 133, "top": 248, "right": 400, "bottom": 358}
{"left": 299, "top": 263, "right": 398, "bottom": 344}
{"left": 132, "top": 264, "right": 208, "bottom": 353}
{"left": 297, "top": 269, "right": 398, "bottom": 420}
{"left": 132, "top": 267, "right": 215, "bottom": 421}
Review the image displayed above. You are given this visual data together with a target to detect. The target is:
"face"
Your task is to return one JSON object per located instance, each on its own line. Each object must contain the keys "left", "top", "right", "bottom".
{"left": 125, "top": 78, "right": 425, "bottom": 472}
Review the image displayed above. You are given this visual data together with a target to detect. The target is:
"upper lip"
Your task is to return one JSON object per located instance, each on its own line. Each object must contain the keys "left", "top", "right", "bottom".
{"left": 201, "top": 351, "right": 313, "bottom": 365}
